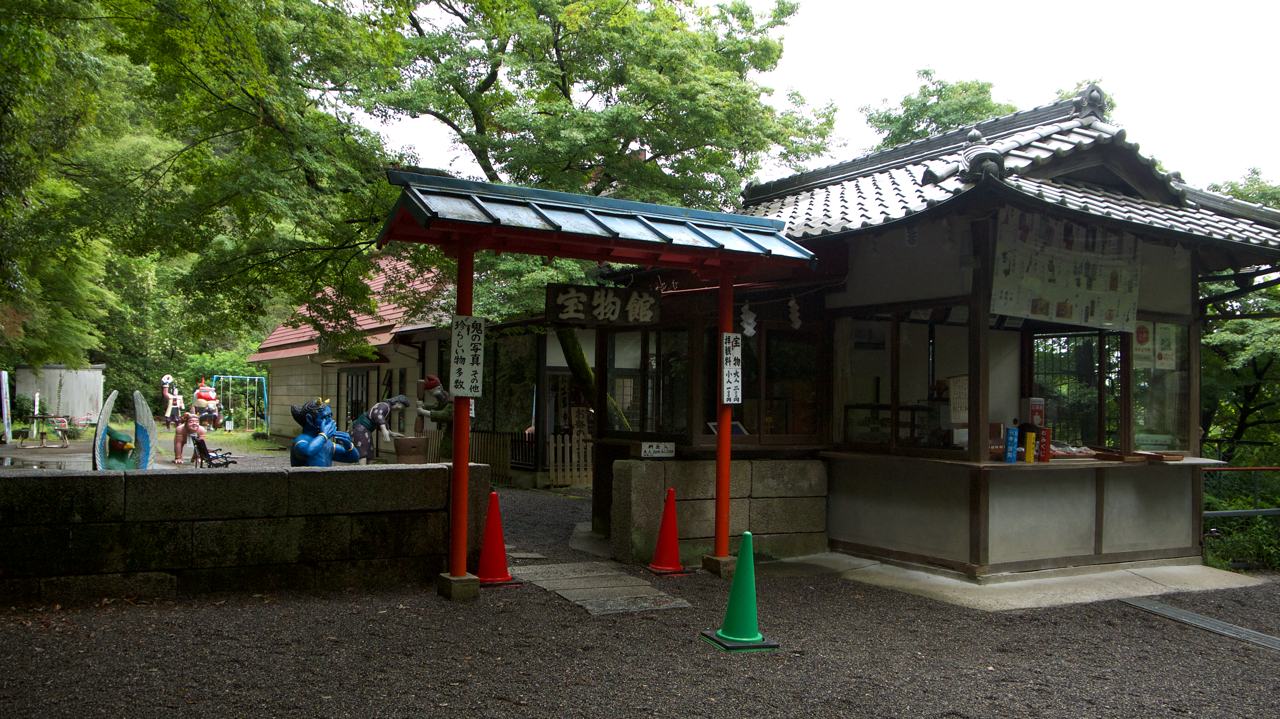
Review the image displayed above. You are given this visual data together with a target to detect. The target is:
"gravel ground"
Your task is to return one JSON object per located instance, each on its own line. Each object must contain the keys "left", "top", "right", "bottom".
{"left": 2, "top": 487, "right": 1277, "bottom": 718}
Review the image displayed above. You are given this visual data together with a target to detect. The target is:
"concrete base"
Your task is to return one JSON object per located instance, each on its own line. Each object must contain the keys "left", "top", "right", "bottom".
{"left": 435, "top": 572, "right": 480, "bottom": 602}
{"left": 702, "top": 554, "right": 737, "bottom": 580}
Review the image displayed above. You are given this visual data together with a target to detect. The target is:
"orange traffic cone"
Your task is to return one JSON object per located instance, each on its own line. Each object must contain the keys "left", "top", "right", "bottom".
{"left": 648, "top": 487, "right": 688, "bottom": 575}
{"left": 478, "top": 491, "right": 518, "bottom": 586}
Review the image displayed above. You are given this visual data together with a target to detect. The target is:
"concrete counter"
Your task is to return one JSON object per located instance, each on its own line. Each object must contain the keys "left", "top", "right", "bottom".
{"left": 825, "top": 452, "right": 1204, "bottom": 580}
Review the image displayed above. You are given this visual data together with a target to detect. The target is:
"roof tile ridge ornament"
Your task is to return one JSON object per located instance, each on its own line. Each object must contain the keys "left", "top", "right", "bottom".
{"left": 957, "top": 128, "right": 1005, "bottom": 183}
{"left": 1072, "top": 84, "right": 1109, "bottom": 120}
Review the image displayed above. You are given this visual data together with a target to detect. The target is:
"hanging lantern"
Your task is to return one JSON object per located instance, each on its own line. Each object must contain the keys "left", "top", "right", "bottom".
{"left": 740, "top": 302, "right": 757, "bottom": 337}
{"left": 788, "top": 296, "right": 801, "bottom": 329}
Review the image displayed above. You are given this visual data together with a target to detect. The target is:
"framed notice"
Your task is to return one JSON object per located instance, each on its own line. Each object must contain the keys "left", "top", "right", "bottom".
{"left": 1154, "top": 322, "right": 1178, "bottom": 370}
{"left": 1133, "top": 321, "right": 1155, "bottom": 370}
{"left": 721, "top": 332, "right": 743, "bottom": 405}
{"left": 947, "top": 375, "right": 968, "bottom": 425}
{"left": 449, "top": 315, "right": 486, "bottom": 397}
{"left": 641, "top": 441, "right": 675, "bottom": 458}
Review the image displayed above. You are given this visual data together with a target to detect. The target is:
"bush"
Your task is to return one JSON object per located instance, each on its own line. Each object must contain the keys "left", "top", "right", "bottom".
{"left": 252, "top": 430, "right": 271, "bottom": 441}
{"left": 1204, "top": 517, "right": 1280, "bottom": 570}
{"left": 63, "top": 425, "right": 85, "bottom": 440}
{"left": 12, "top": 393, "right": 33, "bottom": 419}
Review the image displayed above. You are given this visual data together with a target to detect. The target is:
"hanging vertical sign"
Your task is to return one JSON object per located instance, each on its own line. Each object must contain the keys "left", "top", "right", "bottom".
{"left": 721, "top": 332, "right": 743, "bottom": 405}
{"left": 1133, "top": 321, "right": 1155, "bottom": 370}
{"left": 450, "top": 315, "right": 486, "bottom": 397}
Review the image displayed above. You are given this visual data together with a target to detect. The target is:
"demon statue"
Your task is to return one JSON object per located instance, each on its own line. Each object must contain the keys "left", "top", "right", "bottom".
{"left": 173, "top": 411, "right": 205, "bottom": 465}
{"left": 194, "top": 382, "right": 221, "bottom": 428}
{"left": 348, "top": 394, "right": 411, "bottom": 464}
{"left": 416, "top": 375, "right": 453, "bottom": 460}
{"left": 289, "top": 400, "right": 360, "bottom": 467}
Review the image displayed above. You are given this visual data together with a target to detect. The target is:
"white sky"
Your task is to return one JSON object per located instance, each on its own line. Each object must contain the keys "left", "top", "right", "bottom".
{"left": 372, "top": 0, "right": 1280, "bottom": 193}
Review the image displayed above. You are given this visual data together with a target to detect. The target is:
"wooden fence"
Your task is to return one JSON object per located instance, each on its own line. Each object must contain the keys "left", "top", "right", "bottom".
{"left": 407, "top": 429, "right": 589, "bottom": 487}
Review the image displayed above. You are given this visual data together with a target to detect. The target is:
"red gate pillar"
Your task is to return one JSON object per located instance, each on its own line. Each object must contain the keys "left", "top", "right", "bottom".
{"left": 438, "top": 246, "right": 479, "bottom": 600}
{"left": 704, "top": 272, "right": 736, "bottom": 578}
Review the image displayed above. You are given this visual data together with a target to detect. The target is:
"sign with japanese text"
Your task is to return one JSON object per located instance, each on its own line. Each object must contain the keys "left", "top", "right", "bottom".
{"left": 1154, "top": 322, "right": 1178, "bottom": 370}
{"left": 1133, "top": 321, "right": 1155, "bottom": 369}
{"left": 641, "top": 441, "right": 675, "bottom": 458}
{"left": 449, "top": 315, "right": 486, "bottom": 398}
{"left": 546, "top": 284, "right": 660, "bottom": 326}
{"left": 992, "top": 208, "right": 1140, "bottom": 332}
{"left": 721, "top": 332, "right": 743, "bottom": 405}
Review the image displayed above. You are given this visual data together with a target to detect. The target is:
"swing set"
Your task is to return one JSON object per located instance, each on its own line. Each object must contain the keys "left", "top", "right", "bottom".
{"left": 210, "top": 375, "right": 269, "bottom": 434}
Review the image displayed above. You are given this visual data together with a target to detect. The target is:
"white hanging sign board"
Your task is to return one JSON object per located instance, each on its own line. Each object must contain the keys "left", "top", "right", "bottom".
{"left": 1133, "top": 321, "right": 1155, "bottom": 370}
{"left": 450, "top": 315, "right": 486, "bottom": 398}
{"left": 721, "top": 332, "right": 743, "bottom": 405}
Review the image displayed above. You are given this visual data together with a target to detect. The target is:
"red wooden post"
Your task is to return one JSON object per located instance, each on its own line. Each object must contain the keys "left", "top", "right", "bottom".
{"left": 450, "top": 247, "right": 474, "bottom": 577}
{"left": 714, "top": 272, "right": 733, "bottom": 558}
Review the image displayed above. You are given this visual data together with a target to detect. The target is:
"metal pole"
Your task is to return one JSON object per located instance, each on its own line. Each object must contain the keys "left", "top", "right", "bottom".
{"left": 449, "top": 247, "right": 475, "bottom": 577}
{"left": 714, "top": 272, "right": 733, "bottom": 558}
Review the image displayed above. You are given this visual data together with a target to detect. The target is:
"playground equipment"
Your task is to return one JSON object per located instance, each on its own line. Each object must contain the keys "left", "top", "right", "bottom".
{"left": 210, "top": 375, "right": 268, "bottom": 433}
{"left": 92, "top": 390, "right": 159, "bottom": 471}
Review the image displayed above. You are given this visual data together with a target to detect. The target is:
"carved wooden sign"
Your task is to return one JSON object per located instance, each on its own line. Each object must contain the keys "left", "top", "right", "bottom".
{"left": 546, "top": 284, "right": 660, "bottom": 326}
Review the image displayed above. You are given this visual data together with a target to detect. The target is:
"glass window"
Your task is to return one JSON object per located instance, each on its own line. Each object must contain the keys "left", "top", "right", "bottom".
{"left": 704, "top": 328, "right": 760, "bottom": 435}
{"left": 898, "top": 311, "right": 968, "bottom": 449}
{"left": 606, "top": 331, "right": 643, "bottom": 432}
{"left": 834, "top": 318, "right": 892, "bottom": 444}
{"left": 764, "top": 330, "right": 818, "bottom": 435}
{"left": 646, "top": 330, "right": 689, "bottom": 434}
{"left": 493, "top": 334, "right": 537, "bottom": 433}
{"left": 1134, "top": 322, "right": 1189, "bottom": 450}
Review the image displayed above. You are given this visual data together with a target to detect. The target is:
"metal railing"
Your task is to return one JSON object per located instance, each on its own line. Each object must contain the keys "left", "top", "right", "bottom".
{"left": 1202, "top": 466, "right": 1280, "bottom": 519}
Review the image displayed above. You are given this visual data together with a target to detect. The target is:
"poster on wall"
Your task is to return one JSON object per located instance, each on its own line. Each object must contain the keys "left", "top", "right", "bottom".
{"left": 1154, "top": 322, "right": 1178, "bottom": 370}
{"left": 449, "top": 315, "right": 486, "bottom": 397}
{"left": 1133, "top": 321, "right": 1155, "bottom": 369}
{"left": 721, "top": 332, "right": 743, "bottom": 405}
{"left": 991, "top": 208, "right": 1140, "bottom": 332}
{"left": 947, "top": 375, "right": 968, "bottom": 425}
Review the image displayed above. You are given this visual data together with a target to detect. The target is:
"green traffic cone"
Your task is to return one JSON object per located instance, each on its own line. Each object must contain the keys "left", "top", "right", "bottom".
{"left": 701, "top": 531, "right": 778, "bottom": 652}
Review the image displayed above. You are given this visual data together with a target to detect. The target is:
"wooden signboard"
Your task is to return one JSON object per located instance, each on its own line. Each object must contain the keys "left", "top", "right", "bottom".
{"left": 449, "top": 315, "right": 486, "bottom": 397}
{"left": 546, "top": 284, "right": 659, "bottom": 326}
{"left": 721, "top": 332, "right": 743, "bottom": 405}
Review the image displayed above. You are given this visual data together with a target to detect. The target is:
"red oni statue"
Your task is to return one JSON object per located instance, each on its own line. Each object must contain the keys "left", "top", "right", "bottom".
{"left": 173, "top": 412, "right": 205, "bottom": 464}
{"left": 193, "top": 382, "right": 221, "bottom": 427}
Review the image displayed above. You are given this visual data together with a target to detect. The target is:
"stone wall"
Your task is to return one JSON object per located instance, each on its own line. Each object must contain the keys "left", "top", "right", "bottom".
{"left": 611, "top": 459, "right": 827, "bottom": 565}
{"left": 0, "top": 464, "right": 490, "bottom": 602}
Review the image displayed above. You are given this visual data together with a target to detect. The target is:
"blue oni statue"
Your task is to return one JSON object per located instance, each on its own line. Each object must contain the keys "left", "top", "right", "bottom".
{"left": 289, "top": 400, "right": 361, "bottom": 467}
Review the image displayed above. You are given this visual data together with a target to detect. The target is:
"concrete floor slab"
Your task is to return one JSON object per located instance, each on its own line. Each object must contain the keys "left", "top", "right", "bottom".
{"left": 556, "top": 585, "right": 663, "bottom": 602}
{"left": 510, "top": 562, "right": 624, "bottom": 581}
{"left": 534, "top": 574, "right": 650, "bottom": 591}
{"left": 837, "top": 563, "right": 1268, "bottom": 612}
{"left": 576, "top": 594, "right": 692, "bottom": 616}
{"left": 757, "top": 552, "right": 880, "bottom": 577}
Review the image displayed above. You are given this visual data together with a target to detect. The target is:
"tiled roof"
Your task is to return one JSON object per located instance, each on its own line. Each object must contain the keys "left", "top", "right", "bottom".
{"left": 383, "top": 171, "right": 813, "bottom": 264}
{"left": 741, "top": 86, "right": 1280, "bottom": 254}
{"left": 249, "top": 259, "right": 443, "bottom": 362}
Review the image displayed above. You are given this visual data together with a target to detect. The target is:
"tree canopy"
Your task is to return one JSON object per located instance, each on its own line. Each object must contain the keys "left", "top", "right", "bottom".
{"left": 861, "top": 69, "right": 1016, "bottom": 150}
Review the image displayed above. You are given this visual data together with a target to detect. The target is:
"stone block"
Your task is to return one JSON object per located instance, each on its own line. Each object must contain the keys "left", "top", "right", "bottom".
{"left": 674, "top": 498, "right": 750, "bottom": 540}
{"left": 0, "top": 472, "right": 125, "bottom": 525}
{"left": 314, "top": 557, "right": 438, "bottom": 590}
{"left": 40, "top": 572, "right": 177, "bottom": 602}
{"left": 126, "top": 471, "right": 288, "bottom": 521}
{"left": 0, "top": 577, "right": 41, "bottom": 602}
{"left": 350, "top": 513, "right": 443, "bottom": 559}
{"left": 191, "top": 518, "right": 302, "bottom": 568}
{"left": 751, "top": 532, "right": 829, "bottom": 560}
{"left": 435, "top": 571, "right": 479, "bottom": 601}
{"left": 749, "top": 497, "right": 827, "bottom": 535}
{"left": 750, "top": 460, "right": 827, "bottom": 498}
{"left": 611, "top": 460, "right": 664, "bottom": 563}
{"left": 297, "top": 515, "right": 352, "bottom": 562}
{"left": 177, "top": 565, "right": 313, "bottom": 594}
{"left": 664, "top": 460, "right": 751, "bottom": 500}
{"left": 0, "top": 525, "right": 72, "bottom": 577}
{"left": 120, "top": 522, "right": 193, "bottom": 572}
{"left": 287, "top": 465, "right": 449, "bottom": 515}
{"left": 679, "top": 535, "right": 744, "bottom": 566}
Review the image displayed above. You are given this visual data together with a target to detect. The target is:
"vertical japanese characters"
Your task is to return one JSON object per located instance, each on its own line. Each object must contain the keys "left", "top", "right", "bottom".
{"left": 722, "top": 332, "right": 743, "bottom": 405}
{"left": 450, "top": 315, "right": 486, "bottom": 397}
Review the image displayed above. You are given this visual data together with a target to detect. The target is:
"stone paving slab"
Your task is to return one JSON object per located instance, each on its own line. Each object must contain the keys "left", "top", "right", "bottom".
{"left": 556, "top": 585, "right": 663, "bottom": 602}
{"left": 577, "top": 594, "right": 692, "bottom": 616}
{"left": 535, "top": 574, "right": 650, "bottom": 591}
{"left": 510, "top": 562, "right": 623, "bottom": 581}
{"left": 508, "top": 552, "right": 546, "bottom": 560}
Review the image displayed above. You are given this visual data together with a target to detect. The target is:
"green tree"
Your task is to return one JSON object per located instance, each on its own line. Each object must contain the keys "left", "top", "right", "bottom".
{"left": 1201, "top": 169, "right": 1280, "bottom": 465}
{"left": 862, "top": 69, "right": 1016, "bottom": 150}
{"left": 360, "top": 0, "right": 834, "bottom": 209}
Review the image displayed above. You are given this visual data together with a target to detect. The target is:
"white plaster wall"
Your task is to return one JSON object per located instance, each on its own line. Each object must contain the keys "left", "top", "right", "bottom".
{"left": 988, "top": 329, "right": 1021, "bottom": 427}
{"left": 987, "top": 469, "right": 1096, "bottom": 564}
{"left": 827, "top": 220, "right": 973, "bottom": 309}
{"left": 1138, "top": 241, "right": 1192, "bottom": 315}
{"left": 14, "top": 366, "right": 105, "bottom": 420}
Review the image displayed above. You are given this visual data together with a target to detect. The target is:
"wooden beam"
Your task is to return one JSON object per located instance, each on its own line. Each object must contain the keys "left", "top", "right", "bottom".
{"left": 1200, "top": 274, "right": 1280, "bottom": 307}
{"left": 968, "top": 218, "right": 993, "bottom": 462}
